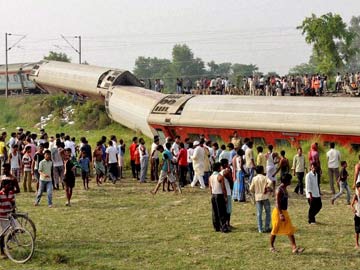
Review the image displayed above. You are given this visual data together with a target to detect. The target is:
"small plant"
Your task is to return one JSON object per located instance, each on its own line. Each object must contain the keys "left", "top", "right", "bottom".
{"left": 52, "top": 253, "right": 69, "bottom": 264}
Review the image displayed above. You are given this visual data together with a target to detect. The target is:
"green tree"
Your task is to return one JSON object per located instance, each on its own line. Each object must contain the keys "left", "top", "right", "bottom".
{"left": 133, "top": 56, "right": 171, "bottom": 80}
{"left": 265, "top": 71, "right": 280, "bottom": 77}
{"left": 288, "top": 63, "right": 317, "bottom": 75}
{"left": 43, "top": 51, "right": 71, "bottom": 62}
{"left": 207, "top": 61, "right": 232, "bottom": 77}
{"left": 231, "top": 63, "right": 258, "bottom": 77}
{"left": 343, "top": 16, "right": 360, "bottom": 72}
{"left": 171, "top": 44, "right": 205, "bottom": 79}
{"left": 297, "top": 13, "right": 356, "bottom": 75}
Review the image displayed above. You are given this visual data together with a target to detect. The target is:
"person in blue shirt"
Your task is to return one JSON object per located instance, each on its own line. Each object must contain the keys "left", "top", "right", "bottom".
{"left": 79, "top": 151, "right": 90, "bottom": 190}
{"left": 151, "top": 144, "right": 179, "bottom": 195}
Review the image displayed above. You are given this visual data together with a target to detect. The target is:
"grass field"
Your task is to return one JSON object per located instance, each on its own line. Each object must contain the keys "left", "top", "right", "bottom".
{"left": 1, "top": 95, "right": 360, "bottom": 269}
{"left": 1, "top": 173, "right": 359, "bottom": 270}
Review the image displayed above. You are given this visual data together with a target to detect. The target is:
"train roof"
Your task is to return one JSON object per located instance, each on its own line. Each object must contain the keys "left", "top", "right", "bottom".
{"left": 30, "top": 60, "right": 142, "bottom": 98}
{"left": 0, "top": 62, "right": 37, "bottom": 73}
{"left": 108, "top": 86, "right": 164, "bottom": 138}
{"left": 149, "top": 95, "right": 360, "bottom": 136}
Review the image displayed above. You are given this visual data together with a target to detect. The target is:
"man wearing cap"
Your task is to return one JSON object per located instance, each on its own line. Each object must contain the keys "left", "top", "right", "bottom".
{"left": 190, "top": 139, "right": 206, "bottom": 189}
{"left": 150, "top": 136, "right": 160, "bottom": 181}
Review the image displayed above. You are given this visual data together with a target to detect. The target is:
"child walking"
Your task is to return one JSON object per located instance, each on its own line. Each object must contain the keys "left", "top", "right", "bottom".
{"left": 79, "top": 151, "right": 90, "bottom": 190}
{"left": 331, "top": 161, "right": 351, "bottom": 205}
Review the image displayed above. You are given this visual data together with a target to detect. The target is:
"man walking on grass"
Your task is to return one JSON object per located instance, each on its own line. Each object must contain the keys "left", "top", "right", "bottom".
{"left": 34, "top": 150, "right": 53, "bottom": 208}
{"left": 250, "top": 166, "right": 272, "bottom": 233}
{"left": 326, "top": 142, "right": 341, "bottom": 194}
{"left": 305, "top": 164, "right": 322, "bottom": 224}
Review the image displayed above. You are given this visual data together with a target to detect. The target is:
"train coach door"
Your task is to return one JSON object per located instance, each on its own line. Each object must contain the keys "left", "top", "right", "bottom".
{"left": 154, "top": 128, "right": 166, "bottom": 144}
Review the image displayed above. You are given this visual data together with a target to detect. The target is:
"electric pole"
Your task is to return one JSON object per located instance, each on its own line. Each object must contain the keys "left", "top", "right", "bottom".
{"left": 5, "top": 33, "right": 9, "bottom": 98}
{"left": 5, "top": 33, "right": 26, "bottom": 98}
{"left": 61, "top": 35, "right": 82, "bottom": 64}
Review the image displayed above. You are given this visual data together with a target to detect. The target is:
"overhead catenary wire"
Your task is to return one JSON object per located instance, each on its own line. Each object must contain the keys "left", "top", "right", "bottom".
{"left": 1, "top": 26, "right": 313, "bottom": 73}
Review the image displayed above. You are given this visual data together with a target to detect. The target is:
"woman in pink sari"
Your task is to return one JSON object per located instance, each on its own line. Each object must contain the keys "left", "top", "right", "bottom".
{"left": 308, "top": 143, "right": 322, "bottom": 191}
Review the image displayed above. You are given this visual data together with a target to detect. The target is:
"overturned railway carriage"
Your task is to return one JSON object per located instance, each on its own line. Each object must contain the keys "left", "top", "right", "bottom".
{"left": 0, "top": 63, "right": 41, "bottom": 95}
{"left": 30, "top": 61, "right": 142, "bottom": 98}
{"left": 148, "top": 95, "right": 360, "bottom": 148}
{"left": 29, "top": 61, "right": 360, "bottom": 148}
{"left": 29, "top": 61, "right": 157, "bottom": 138}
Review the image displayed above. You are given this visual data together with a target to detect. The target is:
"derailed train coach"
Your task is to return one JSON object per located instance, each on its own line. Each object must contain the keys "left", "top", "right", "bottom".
{"left": 0, "top": 63, "right": 42, "bottom": 95}
{"left": 29, "top": 61, "right": 360, "bottom": 149}
{"left": 29, "top": 60, "right": 160, "bottom": 138}
{"left": 148, "top": 94, "right": 360, "bottom": 149}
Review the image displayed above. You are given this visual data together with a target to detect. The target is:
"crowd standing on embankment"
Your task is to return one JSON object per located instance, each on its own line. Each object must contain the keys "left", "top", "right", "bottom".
{"left": 2, "top": 128, "right": 360, "bottom": 253}
{"left": 149, "top": 72, "right": 360, "bottom": 96}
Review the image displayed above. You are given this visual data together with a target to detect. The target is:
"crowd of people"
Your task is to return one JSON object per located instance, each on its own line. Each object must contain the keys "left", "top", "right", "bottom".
{"left": 141, "top": 131, "right": 360, "bottom": 252}
{"left": 149, "top": 71, "right": 360, "bottom": 96}
{"left": 1, "top": 128, "right": 360, "bottom": 254}
{"left": 0, "top": 129, "right": 91, "bottom": 208}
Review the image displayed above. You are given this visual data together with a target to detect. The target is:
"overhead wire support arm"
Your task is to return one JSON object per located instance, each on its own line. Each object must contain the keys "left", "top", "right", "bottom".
{"left": 8, "top": 35, "right": 27, "bottom": 51}
{"left": 60, "top": 35, "right": 81, "bottom": 64}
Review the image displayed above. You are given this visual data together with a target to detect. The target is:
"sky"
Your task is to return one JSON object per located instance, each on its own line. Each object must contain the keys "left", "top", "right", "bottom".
{"left": 0, "top": 0, "right": 359, "bottom": 75}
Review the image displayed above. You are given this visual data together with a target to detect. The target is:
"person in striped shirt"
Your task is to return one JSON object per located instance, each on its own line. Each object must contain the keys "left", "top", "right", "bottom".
{"left": 0, "top": 171, "right": 16, "bottom": 257}
{"left": 22, "top": 146, "right": 34, "bottom": 192}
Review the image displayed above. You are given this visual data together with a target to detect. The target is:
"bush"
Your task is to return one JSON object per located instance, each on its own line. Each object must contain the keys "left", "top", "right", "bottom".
{"left": 73, "top": 100, "right": 111, "bottom": 130}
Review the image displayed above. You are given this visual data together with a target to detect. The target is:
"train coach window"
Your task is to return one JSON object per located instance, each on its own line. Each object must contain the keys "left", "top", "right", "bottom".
{"left": 155, "top": 129, "right": 165, "bottom": 143}
{"left": 13, "top": 75, "right": 18, "bottom": 82}
{"left": 252, "top": 137, "right": 266, "bottom": 146}
{"left": 323, "top": 141, "right": 331, "bottom": 147}
{"left": 188, "top": 134, "right": 200, "bottom": 142}
{"left": 275, "top": 139, "right": 290, "bottom": 148}
{"left": 351, "top": 144, "right": 360, "bottom": 152}
{"left": 209, "top": 134, "right": 223, "bottom": 144}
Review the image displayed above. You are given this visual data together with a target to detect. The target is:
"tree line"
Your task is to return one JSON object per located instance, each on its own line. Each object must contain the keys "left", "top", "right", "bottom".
{"left": 43, "top": 13, "right": 360, "bottom": 93}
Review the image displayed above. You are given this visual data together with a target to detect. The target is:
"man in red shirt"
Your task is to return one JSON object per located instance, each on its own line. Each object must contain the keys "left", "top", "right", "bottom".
{"left": 177, "top": 142, "right": 188, "bottom": 187}
{"left": 129, "top": 137, "right": 138, "bottom": 179}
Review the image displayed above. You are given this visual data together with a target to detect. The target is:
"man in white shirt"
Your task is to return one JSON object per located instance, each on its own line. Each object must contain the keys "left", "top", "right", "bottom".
{"left": 326, "top": 142, "right": 341, "bottom": 194}
{"left": 305, "top": 164, "right": 322, "bottom": 224}
{"left": 51, "top": 140, "right": 64, "bottom": 190}
{"left": 190, "top": 140, "right": 206, "bottom": 189}
{"left": 249, "top": 166, "right": 272, "bottom": 233}
{"left": 7, "top": 132, "right": 17, "bottom": 152}
{"left": 335, "top": 72, "right": 342, "bottom": 92}
{"left": 106, "top": 140, "right": 119, "bottom": 183}
{"left": 138, "top": 138, "right": 149, "bottom": 183}
{"left": 64, "top": 136, "right": 76, "bottom": 160}
{"left": 150, "top": 136, "right": 160, "bottom": 181}
{"left": 171, "top": 136, "right": 180, "bottom": 158}
{"left": 241, "top": 138, "right": 250, "bottom": 156}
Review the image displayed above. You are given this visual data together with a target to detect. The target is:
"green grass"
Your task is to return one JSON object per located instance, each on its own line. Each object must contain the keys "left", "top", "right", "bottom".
{"left": 1, "top": 176, "right": 359, "bottom": 270}
{"left": 2, "top": 95, "right": 360, "bottom": 269}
